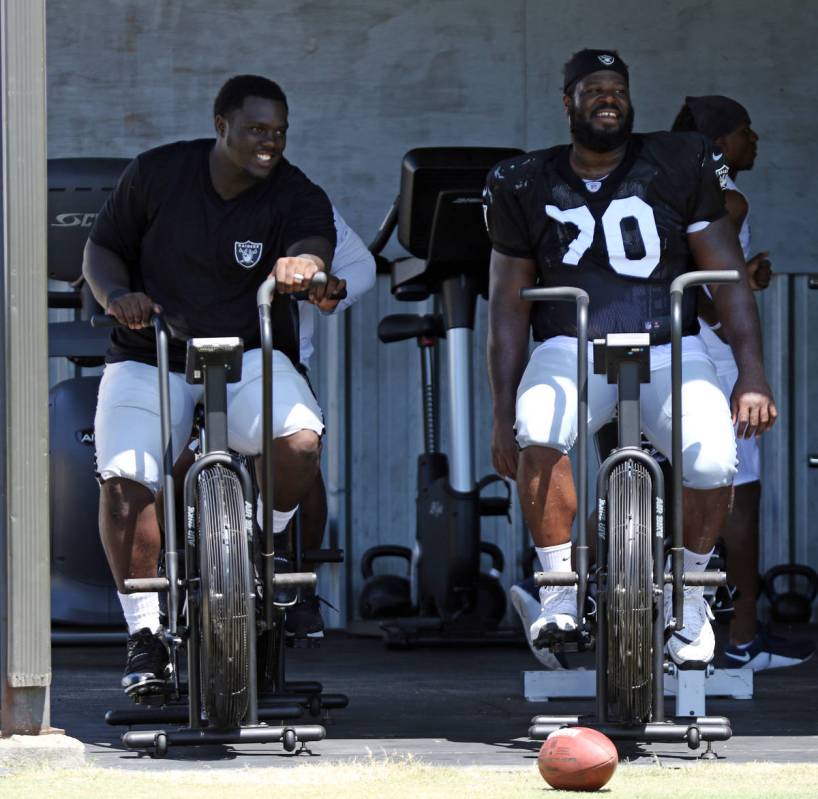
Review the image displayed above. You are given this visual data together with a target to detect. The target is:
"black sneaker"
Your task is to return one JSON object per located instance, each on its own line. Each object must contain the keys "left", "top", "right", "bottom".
{"left": 285, "top": 592, "right": 325, "bottom": 640}
{"left": 723, "top": 628, "right": 815, "bottom": 672}
{"left": 121, "top": 628, "right": 172, "bottom": 696}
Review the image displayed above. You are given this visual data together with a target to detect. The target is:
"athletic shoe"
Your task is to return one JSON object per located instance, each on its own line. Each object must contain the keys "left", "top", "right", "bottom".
{"left": 285, "top": 591, "right": 325, "bottom": 640}
{"left": 509, "top": 580, "right": 564, "bottom": 669}
{"left": 723, "top": 628, "right": 815, "bottom": 672}
{"left": 665, "top": 585, "right": 715, "bottom": 669}
{"left": 530, "top": 585, "right": 578, "bottom": 647}
{"left": 121, "top": 628, "right": 172, "bottom": 696}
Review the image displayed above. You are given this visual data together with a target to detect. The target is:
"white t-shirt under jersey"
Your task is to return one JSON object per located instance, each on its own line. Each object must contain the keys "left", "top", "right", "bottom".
{"left": 298, "top": 207, "right": 376, "bottom": 368}
{"left": 724, "top": 175, "right": 751, "bottom": 259}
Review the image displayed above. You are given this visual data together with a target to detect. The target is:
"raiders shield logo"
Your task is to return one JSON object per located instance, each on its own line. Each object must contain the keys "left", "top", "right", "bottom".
{"left": 598, "top": 54, "right": 615, "bottom": 66}
{"left": 715, "top": 164, "right": 730, "bottom": 190}
{"left": 234, "top": 240, "right": 263, "bottom": 269}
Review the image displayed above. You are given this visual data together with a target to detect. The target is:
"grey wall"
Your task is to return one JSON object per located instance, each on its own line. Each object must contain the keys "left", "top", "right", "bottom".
{"left": 46, "top": 0, "right": 818, "bottom": 623}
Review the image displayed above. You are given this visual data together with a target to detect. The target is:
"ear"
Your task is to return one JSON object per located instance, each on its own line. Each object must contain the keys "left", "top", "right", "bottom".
{"left": 214, "top": 114, "right": 227, "bottom": 139}
{"left": 562, "top": 94, "right": 572, "bottom": 116}
{"left": 714, "top": 134, "right": 729, "bottom": 158}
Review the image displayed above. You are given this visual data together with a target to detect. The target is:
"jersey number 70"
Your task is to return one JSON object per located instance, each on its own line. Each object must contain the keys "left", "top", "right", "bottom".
{"left": 545, "top": 196, "right": 661, "bottom": 279}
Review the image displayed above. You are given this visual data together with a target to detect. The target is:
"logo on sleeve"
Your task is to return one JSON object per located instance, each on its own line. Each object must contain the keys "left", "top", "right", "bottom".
{"left": 234, "top": 240, "right": 263, "bottom": 269}
{"left": 715, "top": 164, "right": 730, "bottom": 190}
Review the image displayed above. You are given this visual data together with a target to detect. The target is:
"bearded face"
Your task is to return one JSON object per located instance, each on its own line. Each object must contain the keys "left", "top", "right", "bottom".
{"left": 566, "top": 72, "right": 635, "bottom": 153}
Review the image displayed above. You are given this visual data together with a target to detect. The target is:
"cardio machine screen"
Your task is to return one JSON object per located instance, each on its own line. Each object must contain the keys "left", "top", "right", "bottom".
{"left": 397, "top": 147, "right": 523, "bottom": 261}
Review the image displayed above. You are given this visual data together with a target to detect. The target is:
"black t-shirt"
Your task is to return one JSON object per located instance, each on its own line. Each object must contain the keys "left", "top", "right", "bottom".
{"left": 90, "top": 138, "right": 336, "bottom": 370}
{"left": 483, "top": 132, "right": 728, "bottom": 343}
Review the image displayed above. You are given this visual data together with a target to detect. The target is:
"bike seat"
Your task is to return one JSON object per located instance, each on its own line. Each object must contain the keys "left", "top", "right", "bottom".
{"left": 378, "top": 313, "right": 445, "bottom": 344}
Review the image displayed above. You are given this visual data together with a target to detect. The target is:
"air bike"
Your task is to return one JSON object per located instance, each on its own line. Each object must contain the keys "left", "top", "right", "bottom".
{"left": 525, "top": 270, "right": 739, "bottom": 756}
{"left": 97, "top": 273, "right": 346, "bottom": 757}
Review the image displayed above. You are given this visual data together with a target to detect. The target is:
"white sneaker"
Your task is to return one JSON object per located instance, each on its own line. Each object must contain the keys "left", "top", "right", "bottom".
{"left": 509, "top": 582, "right": 564, "bottom": 670}
{"left": 529, "top": 586, "right": 578, "bottom": 647}
{"left": 665, "top": 585, "right": 715, "bottom": 669}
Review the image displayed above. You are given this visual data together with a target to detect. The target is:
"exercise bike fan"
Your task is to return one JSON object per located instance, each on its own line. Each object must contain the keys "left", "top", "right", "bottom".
{"left": 198, "top": 464, "right": 251, "bottom": 728}
{"left": 606, "top": 460, "right": 653, "bottom": 723}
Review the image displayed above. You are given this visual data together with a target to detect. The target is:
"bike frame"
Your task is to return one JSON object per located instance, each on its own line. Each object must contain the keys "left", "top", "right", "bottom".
{"left": 522, "top": 269, "right": 739, "bottom": 747}
{"left": 97, "top": 296, "right": 328, "bottom": 755}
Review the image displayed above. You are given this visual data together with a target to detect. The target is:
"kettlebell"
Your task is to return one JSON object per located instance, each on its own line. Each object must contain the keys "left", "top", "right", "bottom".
{"left": 358, "top": 545, "right": 414, "bottom": 619}
{"left": 763, "top": 564, "right": 818, "bottom": 624}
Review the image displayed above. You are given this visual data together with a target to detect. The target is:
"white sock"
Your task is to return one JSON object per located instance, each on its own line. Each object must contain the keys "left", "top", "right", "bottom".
{"left": 118, "top": 591, "right": 161, "bottom": 635}
{"left": 535, "top": 543, "right": 572, "bottom": 576}
{"left": 683, "top": 546, "right": 714, "bottom": 574}
{"left": 256, "top": 497, "right": 298, "bottom": 534}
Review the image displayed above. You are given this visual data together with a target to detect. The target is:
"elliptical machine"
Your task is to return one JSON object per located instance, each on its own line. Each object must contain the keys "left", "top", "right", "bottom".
{"left": 359, "top": 147, "right": 522, "bottom": 645}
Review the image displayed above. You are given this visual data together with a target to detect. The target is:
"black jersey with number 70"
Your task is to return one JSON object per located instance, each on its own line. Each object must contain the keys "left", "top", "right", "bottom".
{"left": 483, "top": 131, "right": 728, "bottom": 344}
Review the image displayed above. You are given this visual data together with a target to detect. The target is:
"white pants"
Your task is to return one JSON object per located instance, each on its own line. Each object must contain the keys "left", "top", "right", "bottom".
{"left": 95, "top": 348, "right": 323, "bottom": 493}
{"left": 697, "top": 321, "right": 761, "bottom": 486}
{"left": 515, "top": 337, "right": 737, "bottom": 490}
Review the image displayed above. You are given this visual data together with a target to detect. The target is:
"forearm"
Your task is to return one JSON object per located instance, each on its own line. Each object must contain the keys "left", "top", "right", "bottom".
{"left": 286, "top": 236, "right": 334, "bottom": 271}
{"left": 689, "top": 215, "right": 765, "bottom": 375}
{"left": 82, "top": 239, "right": 132, "bottom": 309}
{"left": 712, "top": 280, "right": 765, "bottom": 375}
{"left": 331, "top": 246, "right": 376, "bottom": 314}
{"left": 487, "top": 253, "right": 536, "bottom": 419}
{"left": 488, "top": 315, "right": 529, "bottom": 422}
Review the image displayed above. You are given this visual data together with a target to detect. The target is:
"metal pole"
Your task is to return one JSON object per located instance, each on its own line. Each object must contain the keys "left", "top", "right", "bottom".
{"left": 0, "top": 0, "right": 52, "bottom": 735}
{"left": 445, "top": 328, "right": 474, "bottom": 492}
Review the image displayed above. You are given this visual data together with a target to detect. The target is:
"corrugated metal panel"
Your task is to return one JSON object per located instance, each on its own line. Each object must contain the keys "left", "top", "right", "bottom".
{"left": 758, "top": 278, "right": 790, "bottom": 572}
{"left": 2, "top": 0, "right": 51, "bottom": 689}
{"left": 790, "top": 277, "right": 818, "bottom": 569}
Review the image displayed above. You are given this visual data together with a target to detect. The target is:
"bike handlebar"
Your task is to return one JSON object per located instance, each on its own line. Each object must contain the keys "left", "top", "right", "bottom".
{"left": 520, "top": 286, "right": 590, "bottom": 304}
{"left": 91, "top": 312, "right": 172, "bottom": 340}
{"left": 256, "top": 271, "right": 329, "bottom": 308}
{"left": 368, "top": 195, "right": 399, "bottom": 255}
{"left": 670, "top": 269, "right": 740, "bottom": 295}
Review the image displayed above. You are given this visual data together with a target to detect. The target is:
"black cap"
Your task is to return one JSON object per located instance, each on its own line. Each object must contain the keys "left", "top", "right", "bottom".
{"left": 684, "top": 95, "right": 750, "bottom": 141}
{"left": 563, "top": 49, "right": 629, "bottom": 94}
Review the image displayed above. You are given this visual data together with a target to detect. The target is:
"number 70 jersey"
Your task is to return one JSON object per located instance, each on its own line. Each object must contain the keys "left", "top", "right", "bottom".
{"left": 483, "top": 131, "right": 729, "bottom": 345}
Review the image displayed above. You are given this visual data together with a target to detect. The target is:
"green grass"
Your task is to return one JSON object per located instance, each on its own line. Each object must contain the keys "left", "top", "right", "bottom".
{"left": 2, "top": 760, "right": 818, "bottom": 799}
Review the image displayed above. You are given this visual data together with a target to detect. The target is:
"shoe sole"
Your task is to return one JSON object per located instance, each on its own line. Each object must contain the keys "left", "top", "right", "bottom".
{"left": 666, "top": 639, "right": 713, "bottom": 671}
{"left": 509, "top": 588, "right": 564, "bottom": 670}
{"left": 532, "top": 622, "right": 579, "bottom": 649}
{"left": 122, "top": 665, "right": 174, "bottom": 696}
{"left": 123, "top": 677, "right": 172, "bottom": 697}
{"left": 724, "top": 650, "right": 814, "bottom": 672}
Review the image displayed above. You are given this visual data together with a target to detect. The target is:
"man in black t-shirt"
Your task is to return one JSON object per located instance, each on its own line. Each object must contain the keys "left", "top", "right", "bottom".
{"left": 83, "top": 75, "right": 340, "bottom": 696}
{"left": 484, "top": 50, "right": 777, "bottom": 669}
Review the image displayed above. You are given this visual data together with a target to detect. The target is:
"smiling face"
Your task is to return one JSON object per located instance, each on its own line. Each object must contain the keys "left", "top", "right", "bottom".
{"left": 564, "top": 71, "right": 634, "bottom": 153}
{"left": 215, "top": 95, "right": 289, "bottom": 182}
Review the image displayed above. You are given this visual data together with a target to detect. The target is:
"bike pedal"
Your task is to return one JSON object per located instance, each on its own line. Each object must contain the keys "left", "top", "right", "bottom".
{"left": 130, "top": 684, "right": 173, "bottom": 706}
{"left": 533, "top": 625, "right": 580, "bottom": 650}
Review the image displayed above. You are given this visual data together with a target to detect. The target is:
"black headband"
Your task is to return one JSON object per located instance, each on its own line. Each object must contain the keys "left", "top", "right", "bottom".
{"left": 563, "top": 49, "right": 629, "bottom": 93}
{"left": 684, "top": 95, "right": 750, "bottom": 140}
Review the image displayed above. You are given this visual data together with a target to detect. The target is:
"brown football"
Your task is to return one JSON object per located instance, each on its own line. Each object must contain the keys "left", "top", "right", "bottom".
{"left": 537, "top": 727, "right": 618, "bottom": 791}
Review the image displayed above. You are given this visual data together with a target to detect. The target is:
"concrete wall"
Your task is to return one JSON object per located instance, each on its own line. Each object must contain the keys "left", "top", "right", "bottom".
{"left": 46, "top": 0, "right": 818, "bottom": 622}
